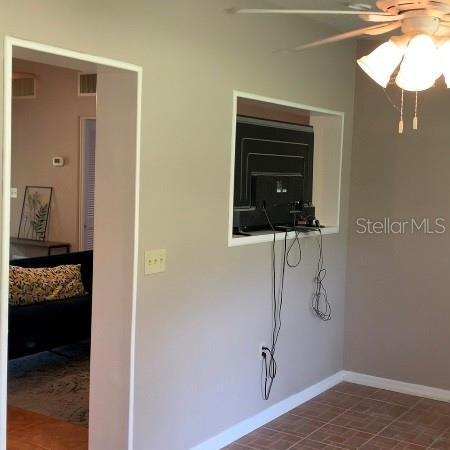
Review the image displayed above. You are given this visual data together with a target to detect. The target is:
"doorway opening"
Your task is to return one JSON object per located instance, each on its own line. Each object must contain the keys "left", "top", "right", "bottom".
{"left": 1, "top": 37, "right": 141, "bottom": 450}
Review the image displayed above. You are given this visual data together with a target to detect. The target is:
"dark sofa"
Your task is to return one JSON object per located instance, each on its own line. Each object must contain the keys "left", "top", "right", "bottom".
{"left": 8, "top": 251, "right": 93, "bottom": 359}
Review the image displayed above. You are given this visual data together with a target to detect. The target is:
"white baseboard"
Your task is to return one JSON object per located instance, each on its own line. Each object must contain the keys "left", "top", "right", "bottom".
{"left": 190, "top": 371, "right": 345, "bottom": 450}
{"left": 342, "top": 370, "right": 450, "bottom": 403}
{"left": 192, "top": 370, "right": 450, "bottom": 450}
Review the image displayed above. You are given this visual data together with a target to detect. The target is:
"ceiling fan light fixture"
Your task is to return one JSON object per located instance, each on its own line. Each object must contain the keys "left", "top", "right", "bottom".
{"left": 395, "top": 34, "right": 442, "bottom": 91}
{"left": 357, "top": 39, "right": 405, "bottom": 88}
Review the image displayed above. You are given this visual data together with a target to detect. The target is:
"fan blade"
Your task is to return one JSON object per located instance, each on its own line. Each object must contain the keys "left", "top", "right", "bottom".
{"left": 363, "top": 21, "right": 402, "bottom": 35}
{"left": 229, "top": 8, "right": 393, "bottom": 17}
{"left": 360, "top": 13, "right": 403, "bottom": 22}
{"left": 286, "top": 22, "right": 401, "bottom": 51}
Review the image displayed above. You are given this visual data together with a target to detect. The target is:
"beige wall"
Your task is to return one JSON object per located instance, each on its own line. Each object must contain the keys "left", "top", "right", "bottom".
{"left": 11, "top": 58, "right": 96, "bottom": 251}
{"left": 345, "top": 39, "right": 450, "bottom": 389}
{"left": 0, "top": 2, "right": 356, "bottom": 449}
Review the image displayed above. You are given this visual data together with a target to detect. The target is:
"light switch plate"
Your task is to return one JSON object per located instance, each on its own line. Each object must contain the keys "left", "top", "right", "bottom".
{"left": 10, "top": 187, "right": 17, "bottom": 199}
{"left": 52, "top": 156, "right": 65, "bottom": 167}
{"left": 145, "top": 249, "right": 167, "bottom": 275}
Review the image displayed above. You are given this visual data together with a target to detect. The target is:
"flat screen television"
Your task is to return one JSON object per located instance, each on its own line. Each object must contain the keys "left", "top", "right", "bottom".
{"left": 233, "top": 115, "right": 315, "bottom": 233}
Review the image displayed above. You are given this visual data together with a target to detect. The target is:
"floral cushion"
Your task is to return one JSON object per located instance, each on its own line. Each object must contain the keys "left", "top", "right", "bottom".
{"left": 9, "top": 264, "right": 87, "bottom": 305}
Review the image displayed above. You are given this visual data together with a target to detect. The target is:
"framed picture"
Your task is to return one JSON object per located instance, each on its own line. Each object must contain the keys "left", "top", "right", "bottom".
{"left": 18, "top": 186, "right": 53, "bottom": 241}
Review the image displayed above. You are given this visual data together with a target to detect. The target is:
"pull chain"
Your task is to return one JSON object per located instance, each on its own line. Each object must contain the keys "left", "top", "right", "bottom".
{"left": 413, "top": 91, "right": 418, "bottom": 130}
{"left": 399, "top": 89, "right": 404, "bottom": 134}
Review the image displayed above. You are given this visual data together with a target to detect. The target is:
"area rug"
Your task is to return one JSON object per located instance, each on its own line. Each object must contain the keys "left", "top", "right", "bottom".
{"left": 7, "top": 342, "right": 90, "bottom": 427}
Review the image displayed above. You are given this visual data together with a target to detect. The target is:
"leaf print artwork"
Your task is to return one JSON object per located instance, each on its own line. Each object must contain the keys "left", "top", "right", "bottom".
{"left": 18, "top": 186, "right": 53, "bottom": 241}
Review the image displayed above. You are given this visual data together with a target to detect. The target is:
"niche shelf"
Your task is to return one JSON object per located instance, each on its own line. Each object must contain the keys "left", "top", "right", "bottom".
{"left": 228, "top": 91, "right": 344, "bottom": 247}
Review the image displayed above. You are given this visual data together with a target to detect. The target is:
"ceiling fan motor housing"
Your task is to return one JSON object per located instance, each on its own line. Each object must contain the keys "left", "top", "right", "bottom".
{"left": 375, "top": 0, "right": 450, "bottom": 37}
{"left": 402, "top": 15, "right": 441, "bottom": 34}
{"left": 377, "top": 0, "right": 450, "bottom": 14}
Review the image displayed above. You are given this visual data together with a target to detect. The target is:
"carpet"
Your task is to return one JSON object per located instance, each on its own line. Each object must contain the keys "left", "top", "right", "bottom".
{"left": 7, "top": 341, "right": 90, "bottom": 427}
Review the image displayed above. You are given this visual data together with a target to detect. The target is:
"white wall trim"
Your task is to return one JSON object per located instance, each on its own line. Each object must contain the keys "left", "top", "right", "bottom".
{"left": 1, "top": 35, "right": 142, "bottom": 450}
{"left": 7, "top": 36, "right": 141, "bottom": 72}
{"left": 233, "top": 91, "right": 346, "bottom": 117}
{"left": 128, "top": 64, "right": 143, "bottom": 450}
{"left": 342, "top": 371, "right": 450, "bottom": 402}
{"left": 191, "top": 371, "right": 345, "bottom": 450}
{"left": 0, "top": 35, "right": 13, "bottom": 450}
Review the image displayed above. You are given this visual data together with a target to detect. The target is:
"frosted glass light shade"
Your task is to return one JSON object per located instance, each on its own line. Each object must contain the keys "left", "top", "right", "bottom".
{"left": 396, "top": 34, "right": 442, "bottom": 91}
{"left": 439, "top": 40, "right": 450, "bottom": 87}
{"left": 357, "top": 40, "right": 405, "bottom": 88}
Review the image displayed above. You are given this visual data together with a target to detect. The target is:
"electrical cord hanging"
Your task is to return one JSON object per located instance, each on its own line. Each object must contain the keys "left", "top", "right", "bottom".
{"left": 311, "top": 228, "right": 331, "bottom": 321}
{"left": 286, "top": 214, "right": 302, "bottom": 268}
{"left": 261, "top": 204, "right": 290, "bottom": 400}
{"left": 260, "top": 208, "right": 330, "bottom": 399}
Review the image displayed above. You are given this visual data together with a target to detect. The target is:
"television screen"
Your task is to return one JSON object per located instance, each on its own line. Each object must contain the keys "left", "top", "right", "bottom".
{"left": 233, "top": 115, "right": 314, "bottom": 233}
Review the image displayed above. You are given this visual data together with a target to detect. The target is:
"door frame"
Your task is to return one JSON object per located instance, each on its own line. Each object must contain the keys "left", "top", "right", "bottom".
{"left": 1, "top": 36, "right": 142, "bottom": 449}
{"left": 79, "top": 116, "right": 96, "bottom": 251}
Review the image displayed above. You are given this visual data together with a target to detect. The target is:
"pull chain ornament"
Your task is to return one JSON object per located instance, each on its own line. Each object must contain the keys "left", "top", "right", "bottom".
{"left": 399, "top": 89, "right": 404, "bottom": 134}
{"left": 413, "top": 91, "right": 418, "bottom": 130}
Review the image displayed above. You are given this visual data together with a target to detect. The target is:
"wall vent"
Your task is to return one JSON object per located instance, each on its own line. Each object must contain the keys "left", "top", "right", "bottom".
{"left": 78, "top": 73, "right": 97, "bottom": 96}
{"left": 12, "top": 76, "right": 36, "bottom": 99}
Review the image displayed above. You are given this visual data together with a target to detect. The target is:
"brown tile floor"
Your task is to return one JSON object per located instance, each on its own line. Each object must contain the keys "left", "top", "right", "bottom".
{"left": 7, "top": 405, "right": 88, "bottom": 450}
{"left": 224, "top": 382, "right": 450, "bottom": 450}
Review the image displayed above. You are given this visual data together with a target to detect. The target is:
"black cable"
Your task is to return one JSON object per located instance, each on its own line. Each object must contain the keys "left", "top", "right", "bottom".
{"left": 311, "top": 228, "right": 331, "bottom": 321}
{"left": 261, "top": 204, "right": 290, "bottom": 400}
{"left": 260, "top": 207, "right": 330, "bottom": 398}
{"left": 286, "top": 215, "right": 302, "bottom": 268}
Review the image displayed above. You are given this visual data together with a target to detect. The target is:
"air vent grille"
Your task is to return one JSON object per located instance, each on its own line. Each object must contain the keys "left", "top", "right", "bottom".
{"left": 79, "top": 73, "right": 97, "bottom": 96}
{"left": 12, "top": 77, "right": 35, "bottom": 99}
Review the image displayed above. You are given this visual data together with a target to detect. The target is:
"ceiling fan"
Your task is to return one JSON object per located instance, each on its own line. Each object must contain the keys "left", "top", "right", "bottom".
{"left": 231, "top": 1, "right": 450, "bottom": 50}
{"left": 232, "top": 1, "right": 450, "bottom": 131}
